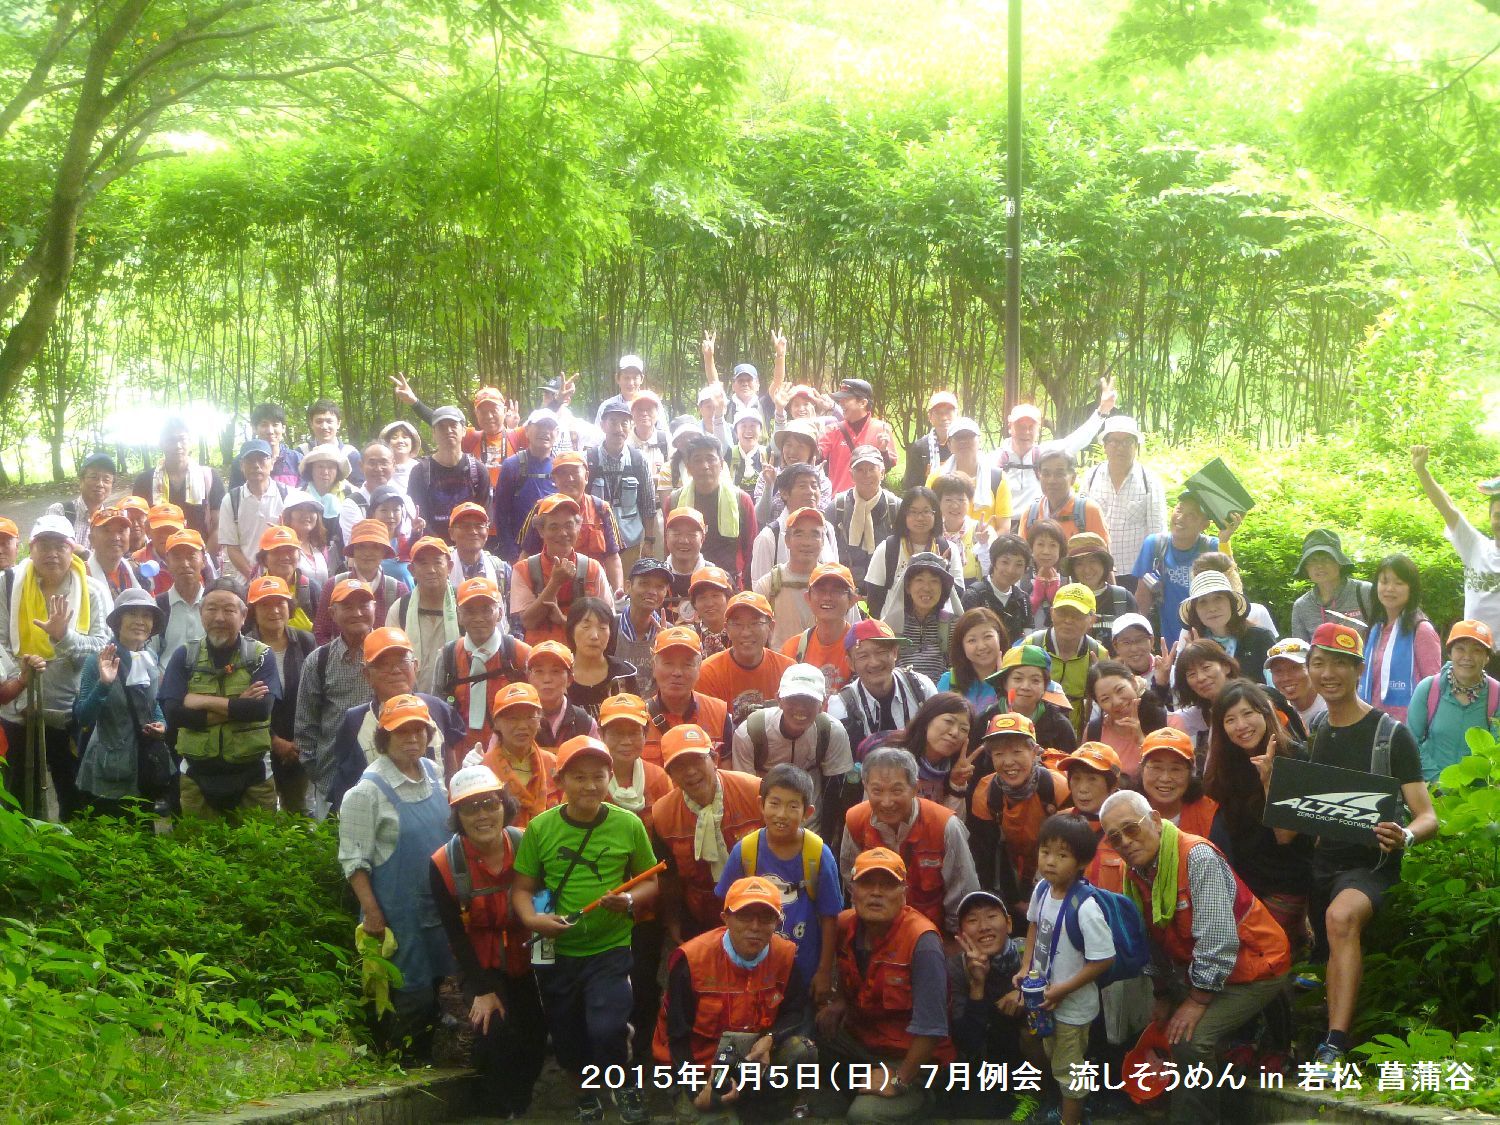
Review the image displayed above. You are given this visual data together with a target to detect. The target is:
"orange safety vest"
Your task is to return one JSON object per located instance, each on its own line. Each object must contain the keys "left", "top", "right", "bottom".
{"left": 844, "top": 798, "right": 956, "bottom": 932}
{"left": 1175, "top": 795, "right": 1220, "bottom": 839}
{"left": 1086, "top": 836, "right": 1127, "bottom": 894}
{"left": 464, "top": 426, "right": 524, "bottom": 489}
{"left": 479, "top": 741, "right": 560, "bottom": 829}
{"left": 971, "top": 769, "right": 1070, "bottom": 900}
{"left": 651, "top": 770, "right": 765, "bottom": 928}
{"left": 429, "top": 833, "right": 531, "bottom": 978}
{"left": 445, "top": 638, "right": 530, "bottom": 765}
{"left": 1125, "top": 831, "right": 1291, "bottom": 985}
{"left": 834, "top": 906, "right": 954, "bottom": 1062}
{"left": 651, "top": 928, "right": 798, "bottom": 1065}
{"left": 642, "top": 692, "right": 729, "bottom": 768}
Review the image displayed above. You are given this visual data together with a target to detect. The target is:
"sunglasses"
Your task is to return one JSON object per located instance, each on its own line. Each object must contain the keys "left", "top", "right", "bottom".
{"left": 459, "top": 796, "right": 503, "bottom": 814}
{"left": 1104, "top": 811, "right": 1153, "bottom": 847}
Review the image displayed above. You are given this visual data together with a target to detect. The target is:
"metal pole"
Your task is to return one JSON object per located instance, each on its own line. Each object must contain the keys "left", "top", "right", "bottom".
{"left": 1004, "top": 0, "right": 1022, "bottom": 414}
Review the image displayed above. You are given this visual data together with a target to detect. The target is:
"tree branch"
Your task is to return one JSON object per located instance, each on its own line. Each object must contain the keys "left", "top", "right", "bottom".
{"left": 0, "top": 0, "right": 82, "bottom": 142}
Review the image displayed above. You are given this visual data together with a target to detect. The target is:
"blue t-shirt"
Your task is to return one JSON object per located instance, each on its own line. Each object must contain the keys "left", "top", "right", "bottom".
{"left": 1132, "top": 533, "right": 1219, "bottom": 647}
{"left": 716, "top": 830, "right": 843, "bottom": 982}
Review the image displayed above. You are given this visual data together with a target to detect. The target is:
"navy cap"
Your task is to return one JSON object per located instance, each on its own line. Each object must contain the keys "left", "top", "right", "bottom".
{"left": 732, "top": 363, "right": 759, "bottom": 381}
{"left": 236, "top": 439, "right": 273, "bottom": 462}
{"left": 80, "top": 452, "right": 118, "bottom": 475}
{"left": 834, "top": 378, "right": 874, "bottom": 401}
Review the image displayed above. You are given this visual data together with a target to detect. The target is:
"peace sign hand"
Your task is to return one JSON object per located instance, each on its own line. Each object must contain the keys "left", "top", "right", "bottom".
{"left": 1152, "top": 638, "right": 1175, "bottom": 686}
{"left": 389, "top": 372, "right": 417, "bottom": 405}
{"left": 1098, "top": 375, "right": 1118, "bottom": 415}
{"left": 956, "top": 933, "right": 989, "bottom": 991}
{"left": 949, "top": 742, "right": 980, "bottom": 792}
{"left": 503, "top": 398, "right": 521, "bottom": 428}
{"left": 772, "top": 327, "right": 788, "bottom": 358}
{"left": 701, "top": 330, "right": 716, "bottom": 363}
{"left": 33, "top": 594, "right": 70, "bottom": 643}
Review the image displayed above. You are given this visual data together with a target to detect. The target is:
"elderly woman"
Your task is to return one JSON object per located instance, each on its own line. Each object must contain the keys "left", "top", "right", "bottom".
{"left": 300, "top": 443, "right": 353, "bottom": 527}
{"left": 429, "top": 766, "right": 547, "bottom": 1117}
{"left": 1132, "top": 728, "right": 1224, "bottom": 844}
{"left": 1178, "top": 570, "right": 1275, "bottom": 684}
{"left": 339, "top": 693, "right": 456, "bottom": 1061}
{"left": 74, "top": 588, "right": 168, "bottom": 817}
{"left": 1409, "top": 620, "right": 1500, "bottom": 783}
{"left": 252, "top": 524, "right": 322, "bottom": 631}
{"left": 245, "top": 575, "right": 318, "bottom": 813}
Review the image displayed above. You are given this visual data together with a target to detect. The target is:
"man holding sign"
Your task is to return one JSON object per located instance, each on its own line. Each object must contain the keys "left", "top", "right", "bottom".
{"left": 1301, "top": 622, "right": 1438, "bottom": 1071}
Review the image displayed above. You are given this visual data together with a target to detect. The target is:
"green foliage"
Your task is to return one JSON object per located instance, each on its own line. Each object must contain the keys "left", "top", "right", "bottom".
{"left": 1103, "top": 0, "right": 1314, "bottom": 70}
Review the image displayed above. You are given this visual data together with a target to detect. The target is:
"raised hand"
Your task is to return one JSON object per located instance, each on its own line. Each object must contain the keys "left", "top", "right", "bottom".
{"left": 33, "top": 594, "right": 70, "bottom": 643}
{"left": 701, "top": 330, "right": 716, "bottom": 364}
{"left": 1098, "top": 375, "right": 1118, "bottom": 415}
{"left": 957, "top": 933, "right": 989, "bottom": 991}
{"left": 389, "top": 372, "right": 417, "bottom": 405}
{"left": 503, "top": 398, "right": 520, "bottom": 428}
{"left": 1152, "top": 638, "right": 1175, "bottom": 686}
{"left": 772, "top": 327, "right": 787, "bottom": 358}
{"left": 949, "top": 742, "right": 980, "bottom": 792}
{"left": 1219, "top": 510, "right": 1244, "bottom": 540}
{"left": 1411, "top": 445, "right": 1429, "bottom": 473}
{"left": 97, "top": 642, "right": 120, "bottom": 686}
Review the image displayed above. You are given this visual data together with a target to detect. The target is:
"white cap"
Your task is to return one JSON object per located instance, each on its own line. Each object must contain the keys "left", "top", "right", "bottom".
{"left": 1110, "top": 612, "right": 1154, "bottom": 640}
{"left": 525, "top": 408, "right": 560, "bottom": 427}
{"left": 280, "top": 486, "right": 322, "bottom": 512}
{"left": 29, "top": 513, "right": 75, "bottom": 542}
{"left": 696, "top": 385, "right": 719, "bottom": 405}
{"left": 1265, "top": 638, "right": 1311, "bottom": 667}
{"left": 778, "top": 663, "right": 828, "bottom": 702}
{"left": 949, "top": 416, "right": 981, "bottom": 438}
{"left": 617, "top": 353, "right": 645, "bottom": 373}
{"left": 448, "top": 764, "right": 504, "bottom": 806}
{"left": 1101, "top": 414, "right": 1144, "bottom": 442}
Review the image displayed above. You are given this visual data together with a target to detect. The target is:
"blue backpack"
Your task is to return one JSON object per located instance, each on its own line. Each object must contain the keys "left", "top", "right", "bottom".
{"left": 1057, "top": 878, "right": 1151, "bottom": 989}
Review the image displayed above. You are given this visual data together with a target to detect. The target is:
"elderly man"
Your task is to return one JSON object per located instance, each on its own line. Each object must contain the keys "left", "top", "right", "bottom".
{"left": 818, "top": 379, "right": 899, "bottom": 495}
{"left": 839, "top": 746, "right": 980, "bottom": 936}
{"left": 0, "top": 514, "right": 110, "bottom": 818}
{"left": 903, "top": 391, "right": 958, "bottom": 492}
{"left": 1100, "top": 789, "right": 1292, "bottom": 1122}
{"left": 827, "top": 620, "right": 937, "bottom": 753}
{"left": 520, "top": 451, "right": 624, "bottom": 595}
{"left": 340, "top": 441, "right": 416, "bottom": 546}
{"left": 1015, "top": 448, "right": 1110, "bottom": 545}
{"left": 85, "top": 506, "right": 144, "bottom": 603}
{"left": 295, "top": 577, "right": 377, "bottom": 816}
{"left": 510, "top": 494, "right": 614, "bottom": 647}
{"left": 654, "top": 874, "right": 816, "bottom": 1121}
{"left": 1081, "top": 415, "right": 1166, "bottom": 584}
{"left": 159, "top": 579, "right": 281, "bottom": 819}
{"left": 220, "top": 439, "right": 288, "bottom": 582}
{"left": 671, "top": 435, "right": 758, "bottom": 587}
{"left": 996, "top": 377, "right": 1117, "bottom": 514}
{"left": 131, "top": 416, "right": 226, "bottom": 547}
{"left": 150, "top": 529, "right": 208, "bottom": 662}
{"left": 61, "top": 452, "right": 118, "bottom": 543}
{"left": 817, "top": 847, "right": 952, "bottom": 1124}
{"left": 663, "top": 507, "right": 709, "bottom": 619}
{"left": 642, "top": 626, "right": 733, "bottom": 765}
{"left": 651, "top": 724, "right": 765, "bottom": 945}
{"left": 407, "top": 405, "right": 491, "bottom": 545}
{"left": 587, "top": 399, "right": 660, "bottom": 573}
{"left": 749, "top": 465, "right": 840, "bottom": 585}
{"left": 827, "top": 444, "right": 902, "bottom": 578}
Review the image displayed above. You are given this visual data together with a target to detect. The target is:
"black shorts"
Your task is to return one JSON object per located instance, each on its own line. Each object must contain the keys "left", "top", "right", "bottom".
{"left": 1308, "top": 861, "right": 1400, "bottom": 956}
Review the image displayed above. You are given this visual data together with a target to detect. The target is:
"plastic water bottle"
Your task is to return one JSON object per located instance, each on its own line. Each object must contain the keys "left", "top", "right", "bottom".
{"left": 138, "top": 559, "right": 160, "bottom": 581}
{"left": 1021, "top": 969, "right": 1054, "bottom": 1038}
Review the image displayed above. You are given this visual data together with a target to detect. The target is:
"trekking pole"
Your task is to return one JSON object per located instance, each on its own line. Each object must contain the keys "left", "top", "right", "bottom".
{"left": 22, "top": 676, "right": 46, "bottom": 819}
{"left": 523, "top": 860, "right": 668, "bottom": 948}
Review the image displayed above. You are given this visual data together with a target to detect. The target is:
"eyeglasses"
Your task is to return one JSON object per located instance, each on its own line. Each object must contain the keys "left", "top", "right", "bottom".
{"left": 460, "top": 797, "right": 503, "bottom": 814}
{"left": 1104, "top": 812, "right": 1153, "bottom": 847}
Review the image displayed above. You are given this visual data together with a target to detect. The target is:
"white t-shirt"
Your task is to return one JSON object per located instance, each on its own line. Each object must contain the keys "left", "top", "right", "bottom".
{"left": 1027, "top": 880, "right": 1115, "bottom": 1026}
{"left": 1446, "top": 516, "right": 1500, "bottom": 636}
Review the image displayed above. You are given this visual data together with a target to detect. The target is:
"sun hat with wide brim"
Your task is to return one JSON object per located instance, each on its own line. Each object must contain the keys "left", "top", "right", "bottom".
{"left": 299, "top": 444, "right": 352, "bottom": 482}
{"left": 1179, "top": 569, "right": 1248, "bottom": 625}
{"left": 1294, "top": 528, "right": 1354, "bottom": 579}
{"left": 106, "top": 587, "right": 165, "bottom": 635}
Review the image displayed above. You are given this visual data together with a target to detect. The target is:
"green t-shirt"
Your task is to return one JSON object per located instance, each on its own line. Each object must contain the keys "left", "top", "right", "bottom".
{"left": 513, "top": 803, "right": 657, "bottom": 958}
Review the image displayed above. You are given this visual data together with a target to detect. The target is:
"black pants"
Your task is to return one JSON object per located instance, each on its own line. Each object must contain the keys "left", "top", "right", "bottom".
{"left": 372, "top": 981, "right": 442, "bottom": 1064}
{"left": 471, "top": 974, "right": 549, "bottom": 1116}
{"left": 535, "top": 946, "right": 634, "bottom": 1077}
{"left": 0, "top": 719, "right": 82, "bottom": 821}
{"left": 629, "top": 919, "right": 664, "bottom": 1066}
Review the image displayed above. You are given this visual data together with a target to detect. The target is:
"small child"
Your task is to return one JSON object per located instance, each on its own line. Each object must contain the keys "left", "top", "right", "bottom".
{"left": 715, "top": 764, "right": 843, "bottom": 1004}
{"left": 1026, "top": 519, "right": 1068, "bottom": 629}
{"left": 1015, "top": 812, "right": 1116, "bottom": 1125}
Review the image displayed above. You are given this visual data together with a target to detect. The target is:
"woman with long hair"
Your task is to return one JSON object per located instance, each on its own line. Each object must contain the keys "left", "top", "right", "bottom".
{"left": 883, "top": 691, "right": 976, "bottom": 813}
{"left": 861, "top": 486, "right": 963, "bottom": 617}
{"left": 1359, "top": 553, "right": 1442, "bottom": 722}
{"left": 937, "top": 607, "right": 1008, "bottom": 713}
{"left": 566, "top": 597, "right": 638, "bottom": 716}
{"left": 1166, "top": 639, "right": 1305, "bottom": 759}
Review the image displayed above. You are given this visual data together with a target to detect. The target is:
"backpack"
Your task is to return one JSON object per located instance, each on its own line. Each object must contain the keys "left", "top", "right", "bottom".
{"left": 1308, "top": 710, "right": 1403, "bottom": 778}
{"left": 440, "top": 634, "right": 525, "bottom": 697}
{"left": 230, "top": 480, "right": 290, "bottom": 523}
{"left": 444, "top": 829, "right": 523, "bottom": 912}
{"left": 1025, "top": 491, "right": 1086, "bottom": 535}
{"left": 746, "top": 708, "right": 832, "bottom": 774}
{"left": 739, "top": 827, "right": 825, "bottom": 903}
{"left": 1424, "top": 671, "right": 1500, "bottom": 726}
{"left": 1060, "top": 879, "right": 1151, "bottom": 989}
{"left": 525, "top": 552, "right": 600, "bottom": 599}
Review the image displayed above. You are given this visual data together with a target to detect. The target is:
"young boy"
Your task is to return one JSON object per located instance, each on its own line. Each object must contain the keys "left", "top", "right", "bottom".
{"left": 1016, "top": 813, "right": 1117, "bottom": 1125}
{"left": 512, "top": 735, "right": 658, "bottom": 1124}
{"left": 300, "top": 397, "right": 364, "bottom": 484}
{"left": 962, "top": 534, "right": 1033, "bottom": 645}
{"left": 781, "top": 562, "right": 858, "bottom": 694}
{"left": 948, "top": 890, "right": 1029, "bottom": 1119}
{"left": 715, "top": 764, "right": 843, "bottom": 1003}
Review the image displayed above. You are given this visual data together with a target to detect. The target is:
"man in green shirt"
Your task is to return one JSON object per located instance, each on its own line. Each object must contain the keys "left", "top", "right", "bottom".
{"left": 513, "top": 735, "right": 659, "bottom": 1125}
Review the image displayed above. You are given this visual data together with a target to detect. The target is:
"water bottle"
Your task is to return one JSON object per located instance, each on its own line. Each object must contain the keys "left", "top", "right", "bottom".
{"left": 138, "top": 559, "right": 160, "bottom": 581}
{"left": 1021, "top": 969, "right": 1054, "bottom": 1038}
{"left": 530, "top": 889, "right": 556, "bottom": 966}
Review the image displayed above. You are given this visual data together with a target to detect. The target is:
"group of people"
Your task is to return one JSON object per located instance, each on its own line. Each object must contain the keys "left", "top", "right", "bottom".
{"left": 0, "top": 344, "right": 1494, "bottom": 1125}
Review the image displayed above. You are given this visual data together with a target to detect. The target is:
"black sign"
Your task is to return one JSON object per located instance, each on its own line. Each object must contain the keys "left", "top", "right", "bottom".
{"left": 1263, "top": 758, "right": 1402, "bottom": 846}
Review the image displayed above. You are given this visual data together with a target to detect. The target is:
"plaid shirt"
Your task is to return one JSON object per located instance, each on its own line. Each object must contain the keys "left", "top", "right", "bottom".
{"left": 294, "top": 636, "right": 371, "bottom": 785}
{"left": 1082, "top": 460, "right": 1166, "bottom": 578}
{"left": 1140, "top": 841, "right": 1244, "bottom": 992}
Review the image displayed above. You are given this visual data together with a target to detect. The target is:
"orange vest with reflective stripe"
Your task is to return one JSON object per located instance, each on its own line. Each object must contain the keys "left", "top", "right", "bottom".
{"left": 844, "top": 798, "right": 955, "bottom": 932}
{"left": 650, "top": 928, "right": 798, "bottom": 1065}
{"left": 651, "top": 770, "right": 765, "bottom": 928}
{"left": 835, "top": 906, "right": 954, "bottom": 1062}
{"left": 1126, "top": 831, "right": 1291, "bottom": 984}
{"left": 429, "top": 834, "right": 530, "bottom": 977}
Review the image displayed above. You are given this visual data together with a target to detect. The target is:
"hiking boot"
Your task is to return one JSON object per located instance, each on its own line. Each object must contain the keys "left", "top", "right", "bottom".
{"left": 1307, "top": 1040, "right": 1347, "bottom": 1077}
{"left": 577, "top": 1093, "right": 606, "bottom": 1123}
{"left": 614, "top": 1086, "right": 650, "bottom": 1124}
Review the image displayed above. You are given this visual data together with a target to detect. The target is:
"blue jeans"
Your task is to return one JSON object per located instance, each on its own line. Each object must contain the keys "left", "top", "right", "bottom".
{"left": 535, "top": 945, "right": 635, "bottom": 1077}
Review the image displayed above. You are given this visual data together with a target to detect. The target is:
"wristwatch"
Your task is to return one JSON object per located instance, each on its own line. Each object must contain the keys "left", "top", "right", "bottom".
{"left": 623, "top": 891, "right": 635, "bottom": 917}
{"left": 1401, "top": 826, "right": 1416, "bottom": 850}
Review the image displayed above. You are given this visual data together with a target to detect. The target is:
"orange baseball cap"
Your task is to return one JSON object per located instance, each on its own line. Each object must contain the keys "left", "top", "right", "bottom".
{"left": 91, "top": 507, "right": 130, "bottom": 529}
{"left": 527, "top": 639, "right": 575, "bottom": 670}
{"left": 409, "top": 535, "right": 449, "bottom": 560}
{"left": 473, "top": 387, "right": 504, "bottom": 408}
{"left": 257, "top": 524, "right": 300, "bottom": 553}
{"left": 551, "top": 451, "right": 587, "bottom": 472}
{"left": 0, "top": 517, "right": 16, "bottom": 539}
{"left": 345, "top": 519, "right": 395, "bottom": 556}
{"left": 1141, "top": 727, "right": 1195, "bottom": 764}
{"left": 981, "top": 712, "right": 1037, "bottom": 742}
{"left": 724, "top": 875, "right": 785, "bottom": 917}
{"left": 851, "top": 846, "right": 908, "bottom": 883}
{"left": 653, "top": 625, "right": 703, "bottom": 656}
{"left": 377, "top": 693, "right": 434, "bottom": 732}
{"left": 449, "top": 501, "right": 490, "bottom": 526}
{"left": 665, "top": 507, "right": 706, "bottom": 531}
{"left": 364, "top": 626, "right": 414, "bottom": 664}
{"left": 147, "top": 503, "right": 185, "bottom": 530}
{"left": 330, "top": 577, "right": 376, "bottom": 604}
{"left": 491, "top": 681, "right": 542, "bottom": 716}
{"left": 456, "top": 576, "right": 501, "bottom": 605}
{"left": 725, "top": 591, "right": 773, "bottom": 620}
{"left": 1041, "top": 747, "right": 1070, "bottom": 771}
{"left": 164, "top": 529, "right": 205, "bottom": 554}
{"left": 689, "top": 566, "right": 734, "bottom": 594}
{"left": 786, "top": 506, "right": 825, "bottom": 529}
{"left": 809, "top": 562, "right": 857, "bottom": 591}
{"left": 1061, "top": 742, "right": 1123, "bottom": 778}
{"left": 599, "top": 693, "right": 649, "bottom": 727}
{"left": 1448, "top": 619, "right": 1495, "bottom": 652}
{"left": 555, "top": 734, "right": 613, "bottom": 775}
{"left": 535, "top": 493, "right": 581, "bottom": 518}
{"left": 114, "top": 496, "right": 149, "bottom": 516}
{"left": 661, "top": 723, "right": 715, "bottom": 768}
{"left": 246, "top": 575, "right": 294, "bottom": 605}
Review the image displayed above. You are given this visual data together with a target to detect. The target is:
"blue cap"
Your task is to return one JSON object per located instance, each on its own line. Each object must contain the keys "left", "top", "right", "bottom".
{"left": 237, "top": 439, "right": 273, "bottom": 461}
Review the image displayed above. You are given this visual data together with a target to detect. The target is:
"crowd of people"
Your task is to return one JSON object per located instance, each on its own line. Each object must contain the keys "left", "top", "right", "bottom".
{"left": 1, "top": 346, "right": 1493, "bottom": 1125}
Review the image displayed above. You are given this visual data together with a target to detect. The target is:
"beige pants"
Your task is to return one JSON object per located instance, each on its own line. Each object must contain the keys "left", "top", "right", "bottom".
{"left": 179, "top": 775, "right": 278, "bottom": 819}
